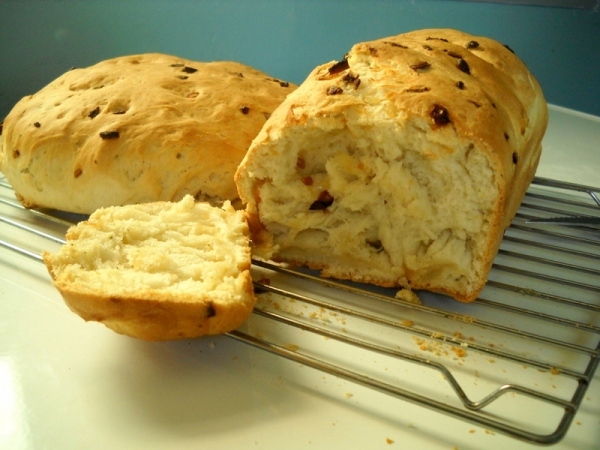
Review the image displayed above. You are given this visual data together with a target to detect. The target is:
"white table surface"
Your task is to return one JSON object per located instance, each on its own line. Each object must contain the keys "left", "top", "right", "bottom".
{"left": 1, "top": 104, "right": 598, "bottom": 450}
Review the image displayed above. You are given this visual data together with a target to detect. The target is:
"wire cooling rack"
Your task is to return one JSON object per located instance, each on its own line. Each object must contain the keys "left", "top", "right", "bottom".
{"left": 1, "top": 174, "right": 599, "bottom": 445}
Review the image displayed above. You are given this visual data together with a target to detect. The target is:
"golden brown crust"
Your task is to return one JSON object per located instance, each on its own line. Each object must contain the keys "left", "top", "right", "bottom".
{"left": 1, "top": 53, "right": 295, "bottom": 214}
{"left": 46, "top": 267, "right": 256, "bottom": 341}
{"left": 236, "top": 29, "right": 548, "bottom": 303}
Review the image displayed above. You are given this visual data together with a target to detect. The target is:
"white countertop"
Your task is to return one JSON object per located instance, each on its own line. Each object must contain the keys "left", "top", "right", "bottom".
{"left": 536, "top": 105, "right": 600, "bottom": 188}
{"left": 1, "top": 105, "right": 599, "bottom": 450}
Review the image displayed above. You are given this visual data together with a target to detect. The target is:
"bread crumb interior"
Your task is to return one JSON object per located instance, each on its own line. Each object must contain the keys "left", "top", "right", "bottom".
{"left": 50, "top": 196, "right": 248, "bottom": 302}
{"left": 254, "top": 122, "right": 499, "bottom": 296}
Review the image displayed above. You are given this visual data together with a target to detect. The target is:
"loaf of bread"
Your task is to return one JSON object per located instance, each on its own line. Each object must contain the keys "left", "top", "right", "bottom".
{"left": 43, "top": 195, "right": 255, "bottom": 340}
{"left": 235, "top": 29, "right": 548, "bottom": 302}
{"left": 0, "top": 53, "right": 295, "bottom": 214}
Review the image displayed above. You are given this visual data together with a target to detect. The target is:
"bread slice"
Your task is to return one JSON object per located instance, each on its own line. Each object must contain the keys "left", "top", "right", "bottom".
{"left": 235, "top": 29, "right": 548, "bottom": 302}
{"left": 43, "top": 195, "right": 255, "bottom": 340}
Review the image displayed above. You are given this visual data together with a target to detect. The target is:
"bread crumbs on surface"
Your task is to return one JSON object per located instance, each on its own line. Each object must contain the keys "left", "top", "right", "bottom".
{"left": 283, "top": 343, "right": 299, "bottom": 352}
{"left": 413, "top": 337, "right": 440, "bottom": 354}
{"left": 551, "top": 366, "right": 561, "bottom": 375}
{"left": 484, "top": 429, "right": 495, "bottom": 435}
{"left": 452, "top": 347, "right": 467, "bottom": 358}
{"left": 451, "top": 314, "right": 475, "bottom": 324}
{"left": 395, "top": 288, "right": 421, "bottom": 304}
{"left": 385, "top": 437, "right": 395, "bottom": 444}
{"left": 413, "top": 336, "right": 469, "bottom": 359}
{"left": 345, "top": 392, "right": 354, "bottom": 399}
{"left": 401, "top": 319, "right": 414, "bottom": 327}
{"left": 469, "top": 429, "right": 476, "bottom": 434}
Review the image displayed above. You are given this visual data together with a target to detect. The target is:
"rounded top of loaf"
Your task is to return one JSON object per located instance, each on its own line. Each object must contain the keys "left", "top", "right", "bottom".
{"left": 250, "top": 28, "right": 547, "bottom": 187}
{"left": 1, "top": 53, "right": 296, "bottom": 213}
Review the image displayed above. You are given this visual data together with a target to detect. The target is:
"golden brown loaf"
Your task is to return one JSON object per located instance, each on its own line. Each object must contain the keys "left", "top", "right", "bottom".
{"left": 1, "top": 53, "right": 295, "bottom": 214}
{"left": 43, "top": 195, "right": 256, "bottom": 340}
{"left": 235, "top": 29, "right": 548, "bottom": 302}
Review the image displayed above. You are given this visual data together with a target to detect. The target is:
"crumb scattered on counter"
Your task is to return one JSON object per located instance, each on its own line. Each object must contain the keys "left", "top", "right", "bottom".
{"left": 395, "top": 288, "right": 421, "bottom": 304}
{"left": 452, "top": 347, "right": 467, "bottom": 358}
{"left": 450, "top": 314, "right": 475, "bottom": 324}
{"left": 413, "top": 336, "right": 469, "bottom": 359}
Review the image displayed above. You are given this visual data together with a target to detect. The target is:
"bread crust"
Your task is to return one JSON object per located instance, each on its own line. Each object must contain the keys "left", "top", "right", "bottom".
{"left": 236, "top": 29, "right": 548, "bottom": 302}
{"left": 1, "top": 53, "right": 295, "bottom": 214}
{"left": 45, "top": 268, "right": 255, "bottom": 341}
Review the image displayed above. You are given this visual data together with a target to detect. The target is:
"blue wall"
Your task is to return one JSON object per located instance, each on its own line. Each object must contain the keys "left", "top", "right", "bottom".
{"left": 1, "top": 0, "right": 599, "bottom": 117}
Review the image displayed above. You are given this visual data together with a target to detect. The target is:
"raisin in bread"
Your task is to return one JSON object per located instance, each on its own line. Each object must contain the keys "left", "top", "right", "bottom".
{"left": 235, "top": 29, "right": 548, "bottom": 302}
{"left": 1, "top": 53, "right": 295, "bottom": 214}
{"left": 43, "top": 195, "right": 255, "bottom": 340}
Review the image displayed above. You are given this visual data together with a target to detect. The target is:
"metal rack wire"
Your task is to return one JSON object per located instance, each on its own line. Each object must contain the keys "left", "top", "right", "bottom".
{"left": 1, "top": 174, "right": 598, "bottom": 445}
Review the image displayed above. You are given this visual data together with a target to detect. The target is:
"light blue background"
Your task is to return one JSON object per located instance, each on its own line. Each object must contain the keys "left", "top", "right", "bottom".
{"left": 1, "top": 0, "right": 599, "bottom": 117}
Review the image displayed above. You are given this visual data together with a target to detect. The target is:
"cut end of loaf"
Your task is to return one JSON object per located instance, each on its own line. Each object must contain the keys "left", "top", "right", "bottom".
{"left": 43, "top": 195, "right": 256, "bottom": 340}
{"left": 239, "top": 122, "right": 501, "bottom": 302}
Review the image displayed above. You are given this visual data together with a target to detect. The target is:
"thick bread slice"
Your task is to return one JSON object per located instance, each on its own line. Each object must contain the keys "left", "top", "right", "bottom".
{"left": 235, "top": 29, "right": 548, "bottom": 302}
{"left": 1, "top": 53, "right": 295, "bottom": 214}
{"left": 43, "top": 195, "right": 255, "bottom": 340}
